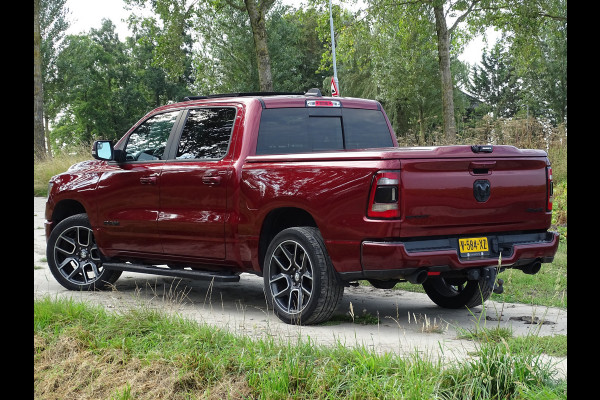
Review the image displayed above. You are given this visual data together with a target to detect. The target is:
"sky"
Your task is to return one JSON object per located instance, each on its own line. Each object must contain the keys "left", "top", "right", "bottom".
{"left": 64, "top": 0, "right": 497, "bottom": 66}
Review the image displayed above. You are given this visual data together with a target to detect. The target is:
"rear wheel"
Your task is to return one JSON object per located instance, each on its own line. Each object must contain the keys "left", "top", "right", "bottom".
{"left": 263, "top": 227, "right": 343, "bottom": 325}
{"left": 422, "top": 272, "right": 495, "bottom": 309}
{"left": 46, "top": 213, "right": 122, "bottom": 291}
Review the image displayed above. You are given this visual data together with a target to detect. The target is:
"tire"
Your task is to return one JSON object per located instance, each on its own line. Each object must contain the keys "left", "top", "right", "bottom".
{"left": 263, "top": 227, "right": 343, "bottom": 325}
{"left": 422, "top": 272, "right": 495, "bottom": 309}
{"left": 46, "top": 213, "right": 122, "bottom": 291}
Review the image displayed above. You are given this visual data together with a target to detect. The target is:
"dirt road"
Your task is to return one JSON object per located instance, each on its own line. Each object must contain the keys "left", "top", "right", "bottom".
{"left": 34, "top": 197, "right": 566, "bottom": 376}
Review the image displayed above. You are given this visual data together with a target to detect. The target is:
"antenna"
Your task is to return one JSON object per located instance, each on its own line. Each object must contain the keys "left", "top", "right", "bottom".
{"left": 329, "top": 0, "right": 340, "bottom": 96}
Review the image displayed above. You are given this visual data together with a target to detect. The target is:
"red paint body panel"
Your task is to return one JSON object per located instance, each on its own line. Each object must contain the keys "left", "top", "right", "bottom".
{"left": 45, "top": 94, "right": 558, "bottom": 279}
{"left": 157, "top": 160, "right": 232, "bottom": 260}
{"left": 94, "top": 161, "right": 164, "bottom": 255}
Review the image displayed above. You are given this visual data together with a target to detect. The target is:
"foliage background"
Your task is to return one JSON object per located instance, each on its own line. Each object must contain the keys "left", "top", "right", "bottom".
{"left": 35, "top": 0, "right": 566, "bottom": 153}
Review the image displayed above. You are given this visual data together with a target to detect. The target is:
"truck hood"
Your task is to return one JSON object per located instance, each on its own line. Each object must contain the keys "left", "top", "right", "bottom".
{"left": 66, "top": 159, "right": 106, "bottom": 172}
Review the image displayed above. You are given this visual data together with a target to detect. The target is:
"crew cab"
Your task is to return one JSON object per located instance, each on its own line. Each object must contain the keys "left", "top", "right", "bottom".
{"left": 45, "top": 90, "right": 559, "bottom": 325}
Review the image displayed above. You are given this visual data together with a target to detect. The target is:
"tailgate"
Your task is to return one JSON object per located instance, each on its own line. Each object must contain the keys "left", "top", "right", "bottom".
{"left": 396, "top": 145, "right": 552, "bottom": 237}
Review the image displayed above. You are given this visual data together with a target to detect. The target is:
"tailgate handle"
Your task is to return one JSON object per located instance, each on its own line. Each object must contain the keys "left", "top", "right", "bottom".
{"left": 469, "top": 161, "right": 496, "bottom": 174}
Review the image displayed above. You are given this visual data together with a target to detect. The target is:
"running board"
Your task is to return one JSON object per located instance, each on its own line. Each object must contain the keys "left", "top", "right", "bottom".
{"left": 103, "top": 263, "right": 241, "bottom": 282}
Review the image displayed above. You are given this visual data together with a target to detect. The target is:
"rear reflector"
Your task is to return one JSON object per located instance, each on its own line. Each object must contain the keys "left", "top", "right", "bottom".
{"left": 367, "top": 170, "right": 400, "bottom": 219}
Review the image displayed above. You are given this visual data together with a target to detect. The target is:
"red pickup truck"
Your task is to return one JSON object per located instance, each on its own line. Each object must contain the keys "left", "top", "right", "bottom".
{"left": 45, "top": 90, "right": 559, "bottom": 325}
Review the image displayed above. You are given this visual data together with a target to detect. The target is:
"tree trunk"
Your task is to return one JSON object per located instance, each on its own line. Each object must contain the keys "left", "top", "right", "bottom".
{"left": 432, "top": 4, "right": 457, "bottom": 142}
{"left": 244, "top": 0, "right": 273, "bottom": 91}
{"left": 34, "top": 0, "right": 46, "bottom": 160}
{"left": 44, "top": 115, "right": 52, "bottom": 159}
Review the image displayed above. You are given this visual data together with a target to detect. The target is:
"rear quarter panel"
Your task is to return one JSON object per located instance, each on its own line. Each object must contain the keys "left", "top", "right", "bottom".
{"left": 238, "top": 156, "right": 401, "bottom": 273}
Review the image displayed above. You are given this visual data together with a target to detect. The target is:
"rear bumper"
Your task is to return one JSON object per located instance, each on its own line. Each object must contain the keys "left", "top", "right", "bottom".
{"left": 348, "top": 231, "right": 559, "bottom": 281}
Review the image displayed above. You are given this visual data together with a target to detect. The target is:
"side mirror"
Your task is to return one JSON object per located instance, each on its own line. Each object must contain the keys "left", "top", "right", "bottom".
{"left": 92, "top": 140, "right": 114, "bottom": 161}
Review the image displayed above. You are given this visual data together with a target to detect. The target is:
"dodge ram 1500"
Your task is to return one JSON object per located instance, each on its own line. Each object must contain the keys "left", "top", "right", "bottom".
{"left": 45, "top": 89, "right": 559, "bottom": 325}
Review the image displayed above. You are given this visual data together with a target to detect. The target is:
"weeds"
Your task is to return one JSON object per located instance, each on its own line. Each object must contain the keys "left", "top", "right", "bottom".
{"left": 34, "top": 297, "right": 566, "bottom": 399}
{"left": 438, "top": 340, "right": 564, "bottom": 399}
{"left": 408, "top": 311, "right": 448, "bottom": 334}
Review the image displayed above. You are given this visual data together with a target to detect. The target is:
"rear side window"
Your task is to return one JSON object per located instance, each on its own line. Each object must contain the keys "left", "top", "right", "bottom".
{"left": 256, "top": 107, "right": 393, "bottom": 155}
{"left": 176, "top": 107, "right": 236, "bottom": 160}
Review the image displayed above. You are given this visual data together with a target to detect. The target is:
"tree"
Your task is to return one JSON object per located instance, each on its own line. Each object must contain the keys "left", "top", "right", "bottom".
{"left": 268, "top": 5, "right": 327, "bottom": 92}
{"left": 34, "top": 0, "right": 46, "bottom": 160}
{"left": 485, "top": 0, "right": 567, "bottom": 125}
{"left": 191, "top": 4, "right": 259, "bottom": 92}
{"left": 324, "top": 2, "right": 448, "bottom": 143}
{"left": 52, "top": 21, "right": 143, "bottom": 147}
{"left": 127, "top": 0, "right": 277, "bottom": 92}
{"left": 468, "top": 42, "right": 520, "bottom": 118}
{"left": 366, "top": 0, "right": 483, "bottom": 141}
{"left": 223, "top": 0, "right": 276, "bottom": 91}
{"left": 40, "top": 0, "right": 70, "bottom": 158}
{"left": 126, "top": 18, "right": 191, "bottom": 106}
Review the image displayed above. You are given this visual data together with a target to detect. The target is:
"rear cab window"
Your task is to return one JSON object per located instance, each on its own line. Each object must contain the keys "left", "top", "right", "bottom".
{"left": 256, "top": 106, "right": 394, "bottom": 155}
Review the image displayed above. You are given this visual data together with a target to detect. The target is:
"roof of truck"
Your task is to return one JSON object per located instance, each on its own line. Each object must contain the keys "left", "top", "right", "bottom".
{"left": 177, "top": 89, "right": 382, "bottom": 110}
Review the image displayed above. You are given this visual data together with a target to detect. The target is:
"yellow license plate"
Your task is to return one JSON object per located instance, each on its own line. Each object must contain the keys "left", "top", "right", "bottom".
{"left": 459, "top": 237, "right": 489, "bottom": 255}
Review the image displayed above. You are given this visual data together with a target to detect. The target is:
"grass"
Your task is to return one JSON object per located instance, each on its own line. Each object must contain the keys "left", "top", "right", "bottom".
{"left": 33, "top": 144, "right": 91, "bottom": 196}
{"left": 34, "top": 296, "right": 567, "bottom": 400}
{"left": 457, "top": 325, "right": 567, "bottom": 358}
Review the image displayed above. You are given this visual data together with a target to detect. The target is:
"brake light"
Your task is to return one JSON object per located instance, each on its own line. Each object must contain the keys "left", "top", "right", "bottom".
{"left": 367, "top": 171, "right": 400, "bottom": 219}
{"left": 306, "top": 100, "right": 341, "bottom": 107}
{"left": 546, "top": 166, "right": 553, "bottom": 212}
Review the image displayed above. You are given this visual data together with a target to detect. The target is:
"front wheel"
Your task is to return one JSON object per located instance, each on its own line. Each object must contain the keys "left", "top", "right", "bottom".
{"left": 422, "top": 270, "right": 496, "bottom": 309}
{"left": 263, "top": 227, "right": 343, "bottom": 325}
{"left": 46, "top": 213, "right": 122, "bottom": 291}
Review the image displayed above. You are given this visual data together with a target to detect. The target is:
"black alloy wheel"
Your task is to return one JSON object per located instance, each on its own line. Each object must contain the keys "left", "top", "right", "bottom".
{"left": 46, "top": 213, "right": 121, "bottom": 291}
{"left": 263, "top": 227, "right": 343, "bottom": 325}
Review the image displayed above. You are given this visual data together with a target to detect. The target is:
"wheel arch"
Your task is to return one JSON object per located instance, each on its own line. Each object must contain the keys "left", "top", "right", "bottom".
{"left": 258, "top": 207, "right": 318, "bottom": 271}
{"left": 50, "top": 199, "right": 87, "bottom": 227}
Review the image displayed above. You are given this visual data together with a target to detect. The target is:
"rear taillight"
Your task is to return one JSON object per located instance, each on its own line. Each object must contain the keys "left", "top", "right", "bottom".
{"left": 367, "top": 170, "right": 400, "bottom": 219}
{"left": 546, "top": 166, "right": 553, "bottom": 212}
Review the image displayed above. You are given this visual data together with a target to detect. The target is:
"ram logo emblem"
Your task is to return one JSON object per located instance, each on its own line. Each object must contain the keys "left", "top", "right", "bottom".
{"left": 473, "top": 180, "right": 491, "bottom": 202}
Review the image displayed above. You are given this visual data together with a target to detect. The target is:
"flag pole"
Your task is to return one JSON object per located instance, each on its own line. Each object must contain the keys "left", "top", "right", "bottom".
{"left": 329, "top": 0, "right": 340, "bottom": 96}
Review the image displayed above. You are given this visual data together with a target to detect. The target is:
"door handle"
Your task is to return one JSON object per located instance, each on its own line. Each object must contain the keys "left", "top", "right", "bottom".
{"left": 140, "top": 176, "right": 157, "bottom": 185}
{"left": 202, "top": 175, "right": 222, "bottom": 186}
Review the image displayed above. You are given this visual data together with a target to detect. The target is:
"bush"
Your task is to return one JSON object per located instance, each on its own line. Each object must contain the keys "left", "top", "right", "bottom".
{"left": 397, "top": 117, "right": 567, "bottom": 183}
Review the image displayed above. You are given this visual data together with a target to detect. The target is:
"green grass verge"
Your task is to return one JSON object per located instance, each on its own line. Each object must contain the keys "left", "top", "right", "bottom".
{"left": 34, "top": 297, "right": 566, "bottom": 400}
